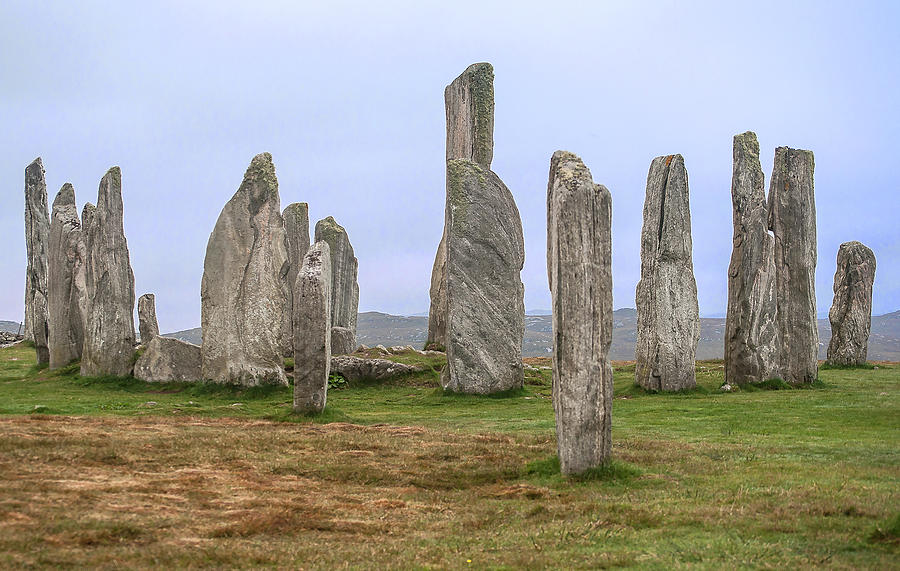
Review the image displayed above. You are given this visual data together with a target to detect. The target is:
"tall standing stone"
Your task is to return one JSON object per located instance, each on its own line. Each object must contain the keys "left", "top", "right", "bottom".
{"left": 635, "top": 154, "right": 700, "bottom": 391}
{"left": 725, "top": 132, "right": 780, "bottom": 385}
{"left": 441, "top": 159, "right": 524, "bottom": 394}
{"left": 547, "top": 151, "right": 613, "bottom": 474}
{"left": 138, "top": 293, "right": 160, "bottom": 345}
{"left": 48, "top": 184, "right": 87, "bottom": 369}
{"left": 314, "top": 216, "right": 359, "bottom": 345}
{"left": 24, "top": 158, "right": 50, "bottom": 363}
{"left": 201, "top": 153, "right": 289, "bottom": 386}
{"left": 768, "top": 147, "right": 818, "bottom": 385}
{"left": 80, "top": 167, "right": 136, "bottom": 377}
{"left": 827, "top": 241, "right": 876, "bottom": 366}
{"left": 293, "top": 241, "right": 332, "bottom": 414}
{"left": 427, "top": 62, "right": 495, "bottom": 349}
{"left": 283, "top": 202, "right": 310, "bottom": 353}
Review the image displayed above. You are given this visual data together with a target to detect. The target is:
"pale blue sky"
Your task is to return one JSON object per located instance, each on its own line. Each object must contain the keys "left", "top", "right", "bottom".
{"left": 2, "top": 1, "right": 897, "bottom": 331}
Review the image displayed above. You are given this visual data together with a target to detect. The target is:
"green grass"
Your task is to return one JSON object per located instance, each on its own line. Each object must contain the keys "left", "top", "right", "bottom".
{"left": 0, "top": 342, "right": 897, "bottom": 568}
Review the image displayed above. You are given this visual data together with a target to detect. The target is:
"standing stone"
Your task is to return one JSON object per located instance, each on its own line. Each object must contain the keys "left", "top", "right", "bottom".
{"left": 725, "top": 132, "right": 780, "bottom": 385}
{"left": 635, "top": 155, "right": 700, "bottom": 391}
{"left": 330, "top": 326, "right": 356, "bottom": 355}
{"left": 133, "top": 336, "right": 201, "bottom": 382}
{"left": 24, "top": 158, "right": 50, "bottom": 363}
{"left": 201, "top": 153, "right": 289, "bottom": 386}
{"left": 314, "top": 216, "right": 359, "bottom": 347}
{"left": 282, "top": 202, "right": 310, "bottom": 353}
{"left": 293, "top": 241, "right": 332, "bottom": 414}
{"left": 768, "top": 147, "right": 818, "bottom": 385}
{"left": 827, "top": 242, "right": 876, "bottom": 366}
{"left": 48, "top": 184, "right": 87, "bottom": 369}
{"left": 80, "top": 167, "right": 136, "bottom": 377}
{"left": 441, "top": 159, "right": 524, "bottom": 394}
{"left": 427, "top": 62, "right": 495, "bottom": 349}
{"left": 547, "top": 151, "right": 613, "bottom": 474}
{"left": 138, "top": 293, "right": 160, "bottom": 345}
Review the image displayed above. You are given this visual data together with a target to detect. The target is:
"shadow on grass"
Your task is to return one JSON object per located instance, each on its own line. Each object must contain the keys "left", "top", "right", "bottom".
{"left": 820, "top": 362, "right": 876, "bottom": 371}
{"left": 525, "top": 455, "right": 642, "bottom": 483}
{"left": 869, "top": 512, "right": 900, "bottom": 545}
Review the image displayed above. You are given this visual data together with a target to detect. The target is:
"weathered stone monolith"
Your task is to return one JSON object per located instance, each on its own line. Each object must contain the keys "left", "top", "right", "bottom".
{"left": 282, "top": 202, "right": 310, "bottom": 353}
{"left": 24, "top": 158, "right": 50, "bottom": 363}
{"left": 635, "top": 154, "right": 700, "bottom": 391}
{"left": 441, "top": 159, "right": 524, "bottom": 394}
{"left": 80, "top": 167, "right": 136, "bottom": 377}
{"left": 48, "top": 184, "right": 86, "bottom": 369}
{"left": 138, "top": 293, "right": 159, "bottom": 345}
{"left": 725, "top": 132, "right": 780, "bottom": 385}
{"left": 201, "top": 153, "right": 289, "bottom": 386}
{"left": 827, "top": 241, "right": 876, "bottom": 366}
{"left": 314, "top": 216, "right": 358, "bottom": 342}
{"left": 427, "top": 62, "right": 495, "bottom": 350}
{"left": 293, "top": 241, "right": 332, "bottom": 413}
{"left": 768, "top": 147, "right": 818, "bottom": 385}
{"left": 133, "top": 336, "right": 201, "bottom": 382}
{"left": 330, "top": 326, "right": 355, "bottom": 355}
{"left": 547, "top": 151, "right": 613, "bottom": 474}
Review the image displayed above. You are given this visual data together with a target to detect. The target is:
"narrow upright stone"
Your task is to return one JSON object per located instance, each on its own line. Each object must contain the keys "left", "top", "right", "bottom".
{"left": 827, "top": 241, "right": 876, "bottom": 366}
{"left": 47, "top": 184, "right": 87, "bottom": 369}
{"left": 427, "top": 63, "right": 495, "bottom": 349}
{"left": 768, "top": 147, "right": 818, "bottom": 385}
{"left": 547, "top": 151, "right": 613, "bottom": 474}
{"left": 201, "top": 153, "right": 289, "bottom": 386}
{"left": 725, "top": 132, "right": 780, "bottom": 385}
{"left": 24, "top": 158, "right": 50, "bottom": 363}
{"left": 314, "top": 216, "right": 359, "bottom": 347}
{"left": 441, "top": 159, "right": 524, "bottom": 394}
{"left": 138, "top": 293, "right": 160, "bottom": 345}
{"left": 80, "top": 167, "right": 136, "bottom": 377}
{"left": 293, "top": 241, "right": 332, "bottom": 414}
{"left": 635, "top": 154, "right": 700, "bottom": 391}
{"left": 282, "top": 202, "right": 310, "bottom": 352}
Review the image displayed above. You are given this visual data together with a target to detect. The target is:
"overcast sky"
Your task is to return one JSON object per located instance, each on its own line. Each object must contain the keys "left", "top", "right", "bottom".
{"left": 2, "top": 1, "right": 898, "bottom": 332}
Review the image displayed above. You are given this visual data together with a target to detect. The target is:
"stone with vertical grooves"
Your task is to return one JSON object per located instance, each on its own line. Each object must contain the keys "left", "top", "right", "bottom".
{"left": 48, "top": 184, "right": 87, "bottom": 369}
{"left": 138, "top": 293, "right": 160, "bottom": 345}
{"left": 441, "top": 159, "right": 524, "bottom": 394}
{"left": 827, "top": 241, "right": 876, "bottom": 366}
{"left": 427, "top": 63, "right": 495, "bottom": 349}
{"left": 201, "top": 153, "right": 289, "bottom": 386}
{"left": 314, "top": 216, "right": 358, "bottom": 343}
{"left": 80, "top": 167, "right": 136, "bottom": 377}
{"left": 635, "top": 154, "right": 700, "bottom": 391}
{"left": 768, "top": 146, "right": 818, "bottom": 385}
{"left": 330, "top": 326, "right": 356, "bottom": 355}
{"left": 547, "top": 151, "right": 613, "bottom": 474}
{"left": 293, "top": 241, "right": 332, "bottom": 413}
{"left": 282, "top": 202, "right": 310, "bottom": 354}
{"left": 24, "top": 158, "right": 50, "bottom": 362}
{"left": 725, "top": 132, "right": 780, "bottom": 385}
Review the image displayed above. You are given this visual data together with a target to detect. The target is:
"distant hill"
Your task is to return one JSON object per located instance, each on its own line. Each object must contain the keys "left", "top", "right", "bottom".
{"left": 0, "top": 321, "right": 22, "bottom": 334}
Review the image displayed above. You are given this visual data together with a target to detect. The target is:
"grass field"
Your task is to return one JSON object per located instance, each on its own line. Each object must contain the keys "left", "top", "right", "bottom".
{"left": 0, "top": 342, "right": 897, "bottom": 569}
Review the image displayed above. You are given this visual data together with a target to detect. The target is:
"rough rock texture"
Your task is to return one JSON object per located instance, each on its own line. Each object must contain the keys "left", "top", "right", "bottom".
{"left": 330, "top": 356, "right": 421, "bottom": 383}
{"left": 80, "top": 167, "right": 136, "bottom": 377}
{"left": 282, "top": 202, "right": 310, "bottom": 353}
{"left": 314, "top": 216, "right": 358, "bottom": 340}
{"left": 24, "top": 158, "right": 50, "bottom": 363}
{"left": 293, "top": 241, "right": 332, "bottom": 414}
{"left": 201, "top": 153, "right": 289, "bottom": 386}
{"left": 138, "top": 293, "right": 160, "bottom": 345}
{"left": 47, "top": 184, "right": 86, "bottom": 369}
{"left": 768, "top": 147, "right": 818, "bottom": 385}
{"left": 827, "top": 241, "right": 876, "bottom": 366}
{"left": 725, "top": 132, "right": 780, "bottom": 385}
{"left": 635, "top": 155, "right": 700, "bottom": 391}
{"left": 330, "top": 326, "right": 355, "bottom": 355}
{"left": 427, "top": 62, "right": 495, "bottom": 349}
{"left": 547, "top": 151, "right": 613, "bottom": 474}
{"left": 133, "top": 336, "right": 201, "bottom": 382}
{"left": 441, "top": 159, "right": 524, "bottom": 394}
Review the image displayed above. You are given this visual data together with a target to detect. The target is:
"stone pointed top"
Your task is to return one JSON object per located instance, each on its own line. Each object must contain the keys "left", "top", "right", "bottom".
{"left": 53, "top": 183, "right": 77, "bottom": 208}
{"left": 26, "top": 156, "right": 44, "bottom": 172}
{"left": 733, "top": 131, "right": 760, "bottom": 158}
{"left": 549, "top": 150, "right": 597, "bottom": 184}
{"left": 315, "top": 215, "right": 348, "bottom": 239}
{"left": 445, "top": 62, "right": 494, "bottom": 167}
{"left": 284, "top": 202, "right": 308, "bottom": 216}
